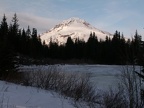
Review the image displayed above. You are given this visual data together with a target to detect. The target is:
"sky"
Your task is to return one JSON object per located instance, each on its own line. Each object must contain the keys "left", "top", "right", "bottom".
{"left": 0, "top": 0, "right": 144, "bottom": 39}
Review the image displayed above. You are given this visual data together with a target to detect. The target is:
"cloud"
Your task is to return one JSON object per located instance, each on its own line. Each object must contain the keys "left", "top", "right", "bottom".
{"left": 18, "top": 13, "right": 60, "bottom": 34}
{"left": 91, "top": 0, "right": 144, "bottom": 36}
{"left": 0, "top": 12, "right": 60, "bottom": 34}
{"left": 0, "top": 0, "right": 62, "bottom": 34}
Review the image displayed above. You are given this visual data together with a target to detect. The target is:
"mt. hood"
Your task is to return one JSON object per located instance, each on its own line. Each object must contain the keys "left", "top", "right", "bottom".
{"left": 40, "top": 17, "right": 113, "bottom": 45}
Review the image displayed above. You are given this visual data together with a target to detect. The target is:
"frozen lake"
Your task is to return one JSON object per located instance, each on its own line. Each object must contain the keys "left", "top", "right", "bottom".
{"left": 61, "top": 65, "right": 122, "bottom": 90}
{"left": 20, "top": 64, "right": 140, "bottom": 90}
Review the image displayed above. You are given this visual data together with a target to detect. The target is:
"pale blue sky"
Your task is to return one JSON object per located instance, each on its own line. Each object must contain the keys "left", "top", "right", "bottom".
{"left": 0, "top": 0, "right": 144, "bottom": 38}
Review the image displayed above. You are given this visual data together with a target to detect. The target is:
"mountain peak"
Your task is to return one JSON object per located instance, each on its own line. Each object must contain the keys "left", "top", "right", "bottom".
{"left": 49, "top": 17, "right": 93, "bottom": 33}
{"left": 62, "top": 17, "right": 86, "bottom": 24}
{"left": 40, "top": 17, "right": 113, "bottom": 45}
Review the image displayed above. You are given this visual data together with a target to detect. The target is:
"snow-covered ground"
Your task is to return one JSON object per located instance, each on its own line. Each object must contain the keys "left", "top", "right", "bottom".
{"left": 0, "top": 81, "right": 74, "bottom": 108}
{"left": 1, "top": 65, "right": 140, "bottom": 108}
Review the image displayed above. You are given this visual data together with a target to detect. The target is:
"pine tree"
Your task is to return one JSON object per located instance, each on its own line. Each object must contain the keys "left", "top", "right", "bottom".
{"left": 10, "top": 13, "right": 19, "bottom": 50}
{"left": 100, "top": 36, "right": 111, "bottom": 64}
{"left": 65, "top": 37, "right": 74, "bottom": 59}
{"left": 0, "top": 14, "right": 18, "bottom": 80}
{"left": 49, "top": 38, "right": 59, "bottom": 58}
{"left": 20, "top": 29, "right": 27, "bottom": 54}
{"left": 111, "top": 30, "right": 122, "bottom": 64}
{"left": 29, "top": 28, "right": 43, "bottom": 58}
{"left": 86, "top": 32, "right": 98, "bottom": 62}
{"left": 74, "top": 38, "right": 85, "bottom": 59}
{"left": 132, "top": 30, "right": 142, "bottom": 64}
{"left": 12, "top": 13, "right": 19, "bottom": 33}
{"left": 0, "top": 14, "right": 8, "bottom": 42}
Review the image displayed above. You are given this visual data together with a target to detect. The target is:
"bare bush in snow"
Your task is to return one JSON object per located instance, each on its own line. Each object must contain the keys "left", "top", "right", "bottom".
{"left": 21, "top": 65, "right": 99, "bottom": 107}
{"left": 118, "top": 65, "right": 143, "bottom": 108}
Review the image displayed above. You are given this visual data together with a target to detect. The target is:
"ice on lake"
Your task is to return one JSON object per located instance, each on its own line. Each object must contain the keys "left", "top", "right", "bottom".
{"left": 20, "top": 64, "right": 140, "bottom": 90}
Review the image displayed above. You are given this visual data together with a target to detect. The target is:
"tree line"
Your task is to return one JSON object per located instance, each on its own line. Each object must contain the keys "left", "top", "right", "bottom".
{"left": 48, "top": 30, "right": 143, "bottom": 65}
{"left": 0, "top": 14, "right": 143, "bottom": 66}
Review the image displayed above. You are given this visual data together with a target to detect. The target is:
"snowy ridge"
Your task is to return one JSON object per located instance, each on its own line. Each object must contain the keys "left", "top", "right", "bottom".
{"left": 40, "top": 17, "right": 113, "bottom": 45}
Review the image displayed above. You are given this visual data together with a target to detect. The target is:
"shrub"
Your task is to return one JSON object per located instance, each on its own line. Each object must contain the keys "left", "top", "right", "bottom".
{"left": 21, "top": 65, "right": 99, "bottom": 107}
{"left": 100, "top": 88, "right": 128, "bottom": 108}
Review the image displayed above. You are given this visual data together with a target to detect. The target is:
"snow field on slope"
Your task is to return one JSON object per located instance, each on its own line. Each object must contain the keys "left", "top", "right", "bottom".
{"left": 40, "top": 18, "right": 112, "bottom": 45}
{"left": 0, "top": 81, "right": 74, "bottom": 108}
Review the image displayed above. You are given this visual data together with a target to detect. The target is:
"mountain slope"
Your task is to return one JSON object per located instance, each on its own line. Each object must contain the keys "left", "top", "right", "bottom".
{"left": 40, "top": 17, "right": 113, "bottom": 45}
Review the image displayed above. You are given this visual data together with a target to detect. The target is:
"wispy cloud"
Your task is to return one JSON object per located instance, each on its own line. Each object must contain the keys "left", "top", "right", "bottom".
{"left": 0, "top": 12, "right": 60, "bottom": 34}
{"left": 0, "top": 0, "right": 62, "bottom": 34}
{"left": 91, "top": 0, "right": 144, "bottom": 37}
{"left": 18, "top": 13, "right": 61, "bottom": 34}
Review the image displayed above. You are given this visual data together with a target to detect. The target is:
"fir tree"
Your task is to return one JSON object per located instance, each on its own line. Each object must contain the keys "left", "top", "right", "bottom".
{"left": 0, "top": 14, "right": 18, "bottom": 80}
{"left": 0, "top": 14, "right": 8, "bottom": 42}
{"left": 65, "top": 37, "right": 75, "bottom": 59}
{"left": 86, "top": 32, "right": 98, "bottom": 62}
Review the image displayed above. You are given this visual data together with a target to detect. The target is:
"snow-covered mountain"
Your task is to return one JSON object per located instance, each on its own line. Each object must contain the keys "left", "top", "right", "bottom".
{"left": 40, "top": 17, "right": 113, "bottom": 45}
